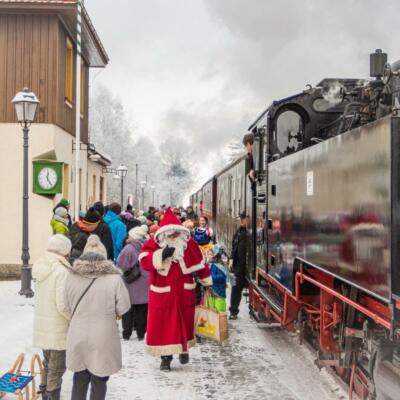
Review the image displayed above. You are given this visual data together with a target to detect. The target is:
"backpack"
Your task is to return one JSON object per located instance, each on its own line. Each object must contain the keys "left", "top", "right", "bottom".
{"left": 193, "top": 227, "right": 211, "bottom": 246}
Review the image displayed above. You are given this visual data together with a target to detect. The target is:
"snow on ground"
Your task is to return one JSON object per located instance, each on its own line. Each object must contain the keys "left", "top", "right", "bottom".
{"left": 0, "top": 281, "right": 348, "bottom": 400}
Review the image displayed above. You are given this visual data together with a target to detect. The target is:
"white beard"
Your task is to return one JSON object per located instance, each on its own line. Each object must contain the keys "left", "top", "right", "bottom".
{"left": 158, "top": 232, "right": 189, "bottom": 260}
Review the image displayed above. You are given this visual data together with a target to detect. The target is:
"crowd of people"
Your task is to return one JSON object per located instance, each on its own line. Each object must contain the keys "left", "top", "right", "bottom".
{"left": 36, "top": 187, "right": 251, "bottom": 399}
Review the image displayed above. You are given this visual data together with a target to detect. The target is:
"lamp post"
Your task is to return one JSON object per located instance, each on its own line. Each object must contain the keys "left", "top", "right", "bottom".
{"left": 116, "top": 164, "right": 128, "bottom": 208}
{"left": 12, "top": 88, "right": 40, "bottom": 298}
{"left": 140, "top": 180, "right": 146, "bottom": 211}
{"left": 151, "top": 186, "right": 155, "bottom": 206}
{"left": 135, "top": 163, "right": 139, "bottom": 210}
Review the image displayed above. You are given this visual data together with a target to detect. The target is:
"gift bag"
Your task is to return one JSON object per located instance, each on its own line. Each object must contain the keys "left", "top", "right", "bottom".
{"left": 195, "top": 291, "right": 228, "bottom": 343}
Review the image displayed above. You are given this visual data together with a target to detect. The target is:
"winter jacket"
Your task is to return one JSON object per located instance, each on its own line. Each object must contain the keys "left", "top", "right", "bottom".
{"left": 32, "top": 251, "right": 71, "bottom": 350}
{"left": 210, "top": 262, "right": 227, "bottom": 298}
{"left": 93, "top": 221, "right": 114, "bottom": 261}
{"left": 231, "top": 226, "right": 248, "bottom": 275}
{"left": 50, "top": 218, "right": 69, "bottom": 236}
{"left": 64, "top": 253, "right": 130, "bottom": 377}
{"left": 117, "top": 239, "right": 149, "bottom": 305}
{"left": 104, "top": 211, "right": 127, "bottom": 262}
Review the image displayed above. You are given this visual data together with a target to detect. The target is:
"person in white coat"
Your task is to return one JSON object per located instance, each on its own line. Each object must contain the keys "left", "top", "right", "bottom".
{"left": 64, "top": 235, "right": 130, "bottom": 400}
{"left": 32, "top": 234, "right": 72, "bottom": 400}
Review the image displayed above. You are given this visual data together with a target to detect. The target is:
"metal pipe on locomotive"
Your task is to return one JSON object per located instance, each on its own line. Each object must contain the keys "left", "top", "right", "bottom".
{"left": 191, "top": 50, "right": 400, "bottom": 400}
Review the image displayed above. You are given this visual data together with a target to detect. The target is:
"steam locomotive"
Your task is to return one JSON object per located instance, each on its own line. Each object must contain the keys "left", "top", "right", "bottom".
{"left": 191, "top": 50, "right": 400, "bottom": 399}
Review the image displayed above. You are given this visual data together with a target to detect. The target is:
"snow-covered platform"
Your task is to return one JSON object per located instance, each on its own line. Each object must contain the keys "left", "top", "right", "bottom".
{"left": 0, "top": 281, "right": 347, "bottom": 399}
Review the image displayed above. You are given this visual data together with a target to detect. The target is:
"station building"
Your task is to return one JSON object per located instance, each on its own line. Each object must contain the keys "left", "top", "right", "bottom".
{"left": 0, "top": 0, "right": 110, "bottom": 275}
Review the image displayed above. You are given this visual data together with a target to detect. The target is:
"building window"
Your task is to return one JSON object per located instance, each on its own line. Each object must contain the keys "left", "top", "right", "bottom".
{"left": 92, "top": 174, "right": 96, "bottom": 200}
{"left": 65, "top": 37, "right": 74, "bottom": 103}
{"left": 81, "top": 62, "right": 85, "bottom": 114}
{"left": 99, "top": 177, "right": 104, "bottom": 202}
{"left": 63, "top": 163, "right": 69, "bottom": 198}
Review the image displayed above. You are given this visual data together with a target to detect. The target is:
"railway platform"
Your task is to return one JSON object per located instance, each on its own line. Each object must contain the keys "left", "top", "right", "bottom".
{"left": 0, "top": 281, "right": 348, "bottom": 400}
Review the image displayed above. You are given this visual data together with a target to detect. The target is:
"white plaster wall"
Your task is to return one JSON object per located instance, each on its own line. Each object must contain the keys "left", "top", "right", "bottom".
{"left": 0, "top": 123, "right": 108, "bottom": 266}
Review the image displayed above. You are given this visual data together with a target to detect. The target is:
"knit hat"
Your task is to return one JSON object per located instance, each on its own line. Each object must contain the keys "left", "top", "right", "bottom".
{"left": 47, "top": 234, "right": 72, "bottom": 256}
{"left": 149, "top": 224, "right": 160, "bottom": 235}
{"left": 54, "top": 206, "right": 68, "bottom": 218}
{"left": 138, "top": 216, "right": 147, "bottom": 225}
{"left": 59, "top": 198, "right": 70, "bottom": 207}
{"left": 182, "top": 219, "right": 194, "bottom": 230}
{"left": 84, "top": 207, "right": 101, "bottom": 224}
{"left": 121, "top": 211, "right": 134, "bottom": 221}
{"left": 109, "top": 202, "right": 122, "bottom": 215}
{"left": 83, "top": 234, "right": 107, "bottom": 259}
{"left": 93, "top": 201, "right": 105, "bottom": 216}
{"left": 129, "top": 225, "right": 149, "bottom": 241}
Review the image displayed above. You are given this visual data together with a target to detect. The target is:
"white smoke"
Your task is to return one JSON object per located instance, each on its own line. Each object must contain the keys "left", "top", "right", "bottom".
{"left": 322, "top": 81, "right": 345, "bottom": 106}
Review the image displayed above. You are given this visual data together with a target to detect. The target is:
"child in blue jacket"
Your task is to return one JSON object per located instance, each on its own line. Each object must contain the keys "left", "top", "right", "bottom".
{"left": 209, "top": 244, "right": 229, "bottom": 312}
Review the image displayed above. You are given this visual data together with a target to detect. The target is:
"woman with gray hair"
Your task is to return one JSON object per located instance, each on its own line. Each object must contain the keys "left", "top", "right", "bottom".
{"left": 64, "top": 235, "right": 130, "bottom": 400}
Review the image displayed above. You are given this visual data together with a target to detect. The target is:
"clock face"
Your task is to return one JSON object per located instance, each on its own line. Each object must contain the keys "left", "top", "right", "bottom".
{"left": 38, "top": 167, "right": 58, "bottom": 190}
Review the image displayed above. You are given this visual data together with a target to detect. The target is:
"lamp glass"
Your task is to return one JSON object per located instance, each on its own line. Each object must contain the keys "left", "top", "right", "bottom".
{"left": 113, "top": 174, "right": 121, "bottom": 180}
{"left": 117, "top": 164, "right": 128, "bottom": 178}
{"left": 12, "top": 88, "right": 40, "bottom": 124}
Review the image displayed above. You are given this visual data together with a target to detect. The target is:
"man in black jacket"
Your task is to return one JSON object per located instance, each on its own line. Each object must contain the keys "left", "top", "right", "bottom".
{"left": 229, "top": 212, "right": 250, "bottom": 320}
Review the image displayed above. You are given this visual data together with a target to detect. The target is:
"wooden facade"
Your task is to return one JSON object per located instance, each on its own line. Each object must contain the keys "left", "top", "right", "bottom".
{"left": 0, "top": 13, "right": 89, "bottom": 141}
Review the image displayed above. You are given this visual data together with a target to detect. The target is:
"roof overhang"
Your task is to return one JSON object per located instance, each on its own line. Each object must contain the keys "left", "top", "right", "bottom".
{"left": 88, "top": 144, "right": 112, "bottom": 166}
{"left": 0, "top": 0, "right": 109, "bottom": 67}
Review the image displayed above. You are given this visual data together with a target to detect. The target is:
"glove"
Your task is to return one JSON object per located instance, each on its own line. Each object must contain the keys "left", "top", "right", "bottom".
{"left": 162, "top": 246, "right": 175, "bottom": 261}
{"left": 228, "top": 259, "right": 233, "bottom": 272}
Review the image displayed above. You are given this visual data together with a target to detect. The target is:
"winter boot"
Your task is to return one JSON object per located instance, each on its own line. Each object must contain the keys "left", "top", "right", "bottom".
{"left": 38, "top": 385, "right": 48, "bottom": 400}
{"left": 160, "top": 355, "right": 172, "bottom": 371}
{"left": 179, "top": 353, "right": 189, "bottom": 365}
{"left": 46, "top": 388, "right": 61, "bottom": 400}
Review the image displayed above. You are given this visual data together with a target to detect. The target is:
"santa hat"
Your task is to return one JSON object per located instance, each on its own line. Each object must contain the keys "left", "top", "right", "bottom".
{"left": 154, "top": 208, "right": 189, "bottom": 241}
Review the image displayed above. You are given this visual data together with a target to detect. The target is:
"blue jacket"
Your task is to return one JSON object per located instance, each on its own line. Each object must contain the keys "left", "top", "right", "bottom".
{"left": 210, "top": 262, "right": 227, "bottom": 298}
{"left": 104, "top": 211, "right": 127, "bottom": 262}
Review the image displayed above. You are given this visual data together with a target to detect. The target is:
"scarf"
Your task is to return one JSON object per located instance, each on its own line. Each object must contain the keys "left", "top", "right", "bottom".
{"left": 53, "top": 214, "right": 68, "bottom": 226}
{"left": 77, "top": 219, "right": 99, "bottom": 233}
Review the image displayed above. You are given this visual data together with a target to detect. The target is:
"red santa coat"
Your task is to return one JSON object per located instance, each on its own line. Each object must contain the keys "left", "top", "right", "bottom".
{"left": 139, "top": 237, "right": 212, "bottom": 356}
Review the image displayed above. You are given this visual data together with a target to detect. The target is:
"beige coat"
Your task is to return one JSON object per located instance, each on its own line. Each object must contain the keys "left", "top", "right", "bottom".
{"left": 64, "top": 253, "right": 130, "bottom": 377}
{"left": 32, "top": 251, "right": 71, "bottom": 350}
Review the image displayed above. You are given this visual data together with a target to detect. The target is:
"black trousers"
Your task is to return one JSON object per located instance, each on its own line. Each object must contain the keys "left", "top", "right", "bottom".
{"left": 229, "top": 273, "right": 248, "bottom": 316}
{"left": 122, "top": 304, "right": 148, "bottom": 339}
{"left": 71, "top": 370, "right": 109, "bottom": 400}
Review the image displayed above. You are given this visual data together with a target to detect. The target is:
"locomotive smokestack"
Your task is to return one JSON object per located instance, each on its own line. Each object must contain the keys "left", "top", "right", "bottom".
{"left": 370, "top": 49, "right": 387, "bottom": 79}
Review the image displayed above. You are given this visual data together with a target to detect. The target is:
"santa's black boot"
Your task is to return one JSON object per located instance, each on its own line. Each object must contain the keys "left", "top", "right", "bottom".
{"left": 160, "top": 355, "right": 172, "bottom": 371}
{"left": 179, "top": 353, "right": 189, "bottom": 365}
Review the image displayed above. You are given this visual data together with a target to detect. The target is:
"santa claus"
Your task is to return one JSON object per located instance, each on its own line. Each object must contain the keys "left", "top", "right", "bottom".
{"left": 139, "top": 208, "right": 212, "bottom": 371}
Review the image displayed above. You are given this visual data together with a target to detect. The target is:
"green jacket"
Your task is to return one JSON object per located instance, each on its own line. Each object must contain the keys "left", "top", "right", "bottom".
{"left": 50, "top": 218, "right": 69, "bottom": 236}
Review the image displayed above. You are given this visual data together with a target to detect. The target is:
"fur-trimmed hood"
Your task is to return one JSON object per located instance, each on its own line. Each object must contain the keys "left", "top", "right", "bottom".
{"left": 72, "top": 252, "right": 120, "bottom": 278}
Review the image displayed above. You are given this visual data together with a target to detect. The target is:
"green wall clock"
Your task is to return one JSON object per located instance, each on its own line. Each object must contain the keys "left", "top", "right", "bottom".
{"left": 33, "top": 160, "right": 63, "bottom": 195}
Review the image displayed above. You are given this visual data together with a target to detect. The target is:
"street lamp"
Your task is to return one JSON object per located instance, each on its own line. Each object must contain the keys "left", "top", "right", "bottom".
{"left": 140, "top": 180, "right": 146, "bottom": 211}
{"left": 12, "top": 88, "right": 40, "bottom": 298}
{"left": 151, "top": 185, "right": 155, "bottom": 206}
{"left": 116, "top": 164, "right": 128, "bottom": 209}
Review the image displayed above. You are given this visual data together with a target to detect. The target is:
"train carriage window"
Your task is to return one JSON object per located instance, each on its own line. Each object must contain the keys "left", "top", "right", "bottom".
{"left": 276, "top": 110, "right": 303, "bottom": 154}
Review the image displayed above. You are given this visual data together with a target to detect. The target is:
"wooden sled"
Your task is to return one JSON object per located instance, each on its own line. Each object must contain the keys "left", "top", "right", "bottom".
{"left": 0, "top": 353, "right": 43, "bottom": 400}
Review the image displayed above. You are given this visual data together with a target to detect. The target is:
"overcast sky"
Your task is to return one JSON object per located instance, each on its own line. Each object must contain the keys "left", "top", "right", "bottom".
{"left": 85, "top": 0, "right": 400, "bottom": 182}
